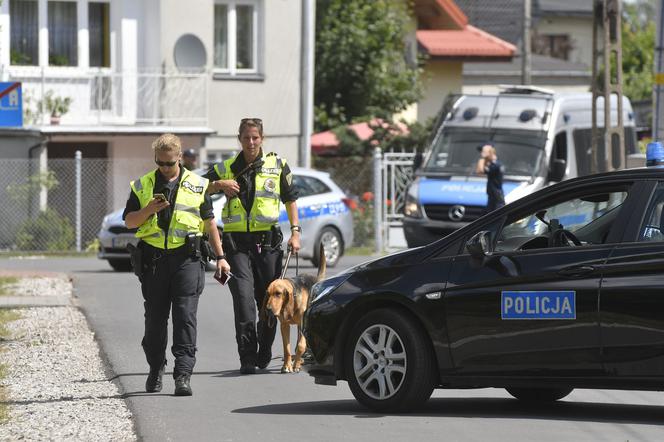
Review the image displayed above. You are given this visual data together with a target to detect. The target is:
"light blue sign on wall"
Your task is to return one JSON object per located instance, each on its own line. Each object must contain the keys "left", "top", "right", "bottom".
{"left": 0, "top": 82, "right": 23, "bottom": 127}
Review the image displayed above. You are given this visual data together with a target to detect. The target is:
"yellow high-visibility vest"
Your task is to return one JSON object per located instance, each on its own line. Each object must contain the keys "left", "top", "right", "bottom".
{"left": 130, "top": 168, "right": 208, "bottom": 249}
{"left": 213, "top": 153, "right": 284, "bottom": 232}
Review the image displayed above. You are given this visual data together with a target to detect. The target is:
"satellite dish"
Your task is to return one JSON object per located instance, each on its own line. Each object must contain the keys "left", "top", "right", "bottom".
{"left": 174, "top": 34, "right": 207, "bottom": 69}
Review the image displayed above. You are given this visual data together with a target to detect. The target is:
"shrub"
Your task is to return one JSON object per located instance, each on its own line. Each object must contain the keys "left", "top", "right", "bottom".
{"left": 15, "top": 209, "right": 75, "bottom": 251}
{"left": 351, "top": 191, "right": 375, "bottom": 247}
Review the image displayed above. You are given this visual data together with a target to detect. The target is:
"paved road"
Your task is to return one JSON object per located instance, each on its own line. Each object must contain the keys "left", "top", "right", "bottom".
{"left": 2, "top": 255, "right": 664, "bottom": 441}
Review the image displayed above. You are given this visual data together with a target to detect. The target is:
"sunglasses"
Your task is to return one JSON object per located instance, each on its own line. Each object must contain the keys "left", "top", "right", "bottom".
{"left": 155, "top": 158, "right": 178, "bottom": 167}
{"left": 241, "top": 118, "right": 263, "bottom": 125}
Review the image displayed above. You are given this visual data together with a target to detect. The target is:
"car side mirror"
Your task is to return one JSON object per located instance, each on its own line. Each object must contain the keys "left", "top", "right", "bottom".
{"left": 466, "top": 231, "right": 492, "bottom": 259}
{"left": 548, "top": 159, "right": 566, "bottom": 182}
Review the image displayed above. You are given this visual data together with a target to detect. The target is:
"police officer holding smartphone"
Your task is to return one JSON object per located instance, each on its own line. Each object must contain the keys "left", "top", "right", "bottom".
{"left": 205, "top": 118, "right": 300, "bottom": 374}
{"left": 124, "top": 133, "right": 230, "bottom": 396}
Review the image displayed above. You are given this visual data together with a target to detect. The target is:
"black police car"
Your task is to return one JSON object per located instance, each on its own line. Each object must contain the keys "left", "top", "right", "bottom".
{"left": 304, "top": 166, "right": 664, "bottom": 412}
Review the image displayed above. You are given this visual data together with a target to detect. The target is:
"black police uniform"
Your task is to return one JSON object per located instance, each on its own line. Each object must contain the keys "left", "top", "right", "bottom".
{"left": 484, "top": 160, "right": 505, "bottom": 212}
{"left": 123, "top": 167, "right": 214, "bottom": 381}
{"left": 204, "top": 152, "right": 298, "bottom": 370}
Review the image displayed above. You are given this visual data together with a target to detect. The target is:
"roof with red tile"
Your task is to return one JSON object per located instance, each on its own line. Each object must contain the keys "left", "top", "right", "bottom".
{"left": 311, "top": 120, "right": 409, "bottom": 155}
{"left": 417, "top": 25, "right": 516, "bottom": 59}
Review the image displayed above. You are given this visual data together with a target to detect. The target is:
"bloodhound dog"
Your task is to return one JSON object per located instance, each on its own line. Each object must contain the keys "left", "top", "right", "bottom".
{"left": 264, "top": 245, "right": 326, "bottom": 373}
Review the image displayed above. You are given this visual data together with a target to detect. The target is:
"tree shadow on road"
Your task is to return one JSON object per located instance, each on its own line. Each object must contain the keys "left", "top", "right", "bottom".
{"left": 232, "top": 397, "right": 664, "bottom": 425}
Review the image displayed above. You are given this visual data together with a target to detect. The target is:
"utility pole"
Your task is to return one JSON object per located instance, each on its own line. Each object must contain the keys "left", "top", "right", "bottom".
{"left": 522, "top": 0, "right": 532, "bottom": 85}
{"left": 299, "top": 0, "right": 316, "bottom": 168}
{"left": 591, "top": 0, "right": 625, "bottom": 173}
{"left": 653, "top": 0, "right": 664, "bottom": 141}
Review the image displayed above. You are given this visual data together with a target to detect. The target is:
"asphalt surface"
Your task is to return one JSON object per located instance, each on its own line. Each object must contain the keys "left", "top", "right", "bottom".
{"left": 1, "top": 255, "right": 664, "bottom": 441}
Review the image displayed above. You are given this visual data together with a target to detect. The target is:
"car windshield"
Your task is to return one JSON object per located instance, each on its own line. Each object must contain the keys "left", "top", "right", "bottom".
{"left": 423, "top": 127, "right": 547, "bottom": 177}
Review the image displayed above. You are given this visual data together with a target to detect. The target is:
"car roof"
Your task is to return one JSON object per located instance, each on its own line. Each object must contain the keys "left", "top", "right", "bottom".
{"left": 291, "top": 166, "right": 330, "bottom": 178}
{"left": 557, "top": 166, "right": 664, "bottom": 188}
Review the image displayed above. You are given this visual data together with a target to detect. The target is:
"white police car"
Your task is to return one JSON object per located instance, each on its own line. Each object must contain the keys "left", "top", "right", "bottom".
{"left": 97, "top": 167, "right": 353, "bottom": 271}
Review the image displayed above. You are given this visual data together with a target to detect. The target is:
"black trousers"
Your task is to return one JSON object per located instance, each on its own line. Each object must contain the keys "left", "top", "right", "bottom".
{"left": 487, "top": 192, "right": 505, "bottom": 213}
{"left": 226, "top": 242, "right": 283, "bottom": 365}
{"left": 140, "top": 251, "right": 205, "bottom": 378}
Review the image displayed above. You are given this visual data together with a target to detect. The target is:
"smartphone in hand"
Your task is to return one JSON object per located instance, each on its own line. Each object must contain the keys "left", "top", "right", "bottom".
{"left": 153, "top": 193, "right": 167, "bottom": 202}
{"left": 214, "top": 269, "right": 233, "bottom": 285}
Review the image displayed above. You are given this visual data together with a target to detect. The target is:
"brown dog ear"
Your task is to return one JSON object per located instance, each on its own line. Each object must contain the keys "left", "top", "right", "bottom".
{"left": 282, "top": 282, "right": 296, "bottom": 322}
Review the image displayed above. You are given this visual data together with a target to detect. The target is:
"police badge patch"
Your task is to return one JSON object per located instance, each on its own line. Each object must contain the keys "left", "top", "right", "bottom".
{"left": 264, "top": 178, "right": 276, "bottom": 192}
{"left": 286, "top": 172, "right": 293, "bottom": 186}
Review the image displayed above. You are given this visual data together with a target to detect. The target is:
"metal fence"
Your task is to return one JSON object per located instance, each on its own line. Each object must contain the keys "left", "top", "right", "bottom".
{"left": 0, "top": 157, "right": 120, "bottom": 253}
{"left": 313, "top": 150, "right": 417, "bottom": 250}
{"left": 0, "top": 152, "right": 417, "bottom": 253}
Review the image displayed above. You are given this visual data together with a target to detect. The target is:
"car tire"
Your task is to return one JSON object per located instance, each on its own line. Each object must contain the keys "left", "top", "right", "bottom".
{"left": 108, "top": 259, "right": 132, "bottom": 272}
{"left": 311, "top": 226, "right": 343, "bottom": 268}
{"left": 344, "top": 308, "right": 436, "bottom": 412}
{"left": 505, "top": 387, "right": 573, "bottom": 402}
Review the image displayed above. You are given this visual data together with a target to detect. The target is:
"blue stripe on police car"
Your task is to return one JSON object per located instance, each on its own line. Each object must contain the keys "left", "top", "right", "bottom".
{"left": 501, "top": 291, "right": 576, "bottom": 320}
{"left": 418, "top": 178, "right": 521, "bottom": 206}
{"left": 278, "top": 201, "right": 348, "bottom": 222}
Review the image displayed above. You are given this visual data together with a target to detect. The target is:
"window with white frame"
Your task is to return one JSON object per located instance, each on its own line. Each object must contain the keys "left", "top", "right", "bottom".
{"left": 214, "top": 0, "right": 261, "bottom": 74}
{"left": 48, "top": 1, "right": 78, "bottom": 66}
{"left": 9, "top": 0, "right": 111, "bottom": 68}
{"left": 9, "top": 0, "right": 39, "bottom": 65}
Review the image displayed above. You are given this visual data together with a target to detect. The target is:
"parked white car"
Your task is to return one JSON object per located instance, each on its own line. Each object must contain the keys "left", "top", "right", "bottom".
{"left": 97, "top": 167, "right": 354, "bottom": 271}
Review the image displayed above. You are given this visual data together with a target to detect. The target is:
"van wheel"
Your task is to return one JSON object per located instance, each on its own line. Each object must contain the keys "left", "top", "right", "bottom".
{"left": 506, "top": 387, "right": 573, "bottom": 402}
{"left": 108, "top": 259, "right": 132, "bottom": 272}
{"left": 344, "top": 309, "right": 436, "bottom": 412}
{"left": 311, "top": 227, "right": 343, "bottom": 268}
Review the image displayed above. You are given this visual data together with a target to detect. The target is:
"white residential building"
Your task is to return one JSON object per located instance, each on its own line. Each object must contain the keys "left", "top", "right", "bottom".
{"left": 0, "top": 0, "right": 308, "bottom": 210}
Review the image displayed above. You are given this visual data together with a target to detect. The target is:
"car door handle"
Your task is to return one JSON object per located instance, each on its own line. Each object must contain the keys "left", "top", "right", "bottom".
{"left": 557, "top": 265, "right": 596, "bottom": 278}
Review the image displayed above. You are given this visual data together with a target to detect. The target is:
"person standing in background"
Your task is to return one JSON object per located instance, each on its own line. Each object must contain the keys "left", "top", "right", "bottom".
{"left": 476, "top": 143, "right": 505, "bottom": 212}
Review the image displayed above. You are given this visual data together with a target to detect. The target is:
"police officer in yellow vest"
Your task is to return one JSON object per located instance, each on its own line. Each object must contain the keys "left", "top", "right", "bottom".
{"left": 204, "top": 118, "right": 300, "bottom": 374}
{"left": 124, "top": 134, "right": 230, "bottom": 395}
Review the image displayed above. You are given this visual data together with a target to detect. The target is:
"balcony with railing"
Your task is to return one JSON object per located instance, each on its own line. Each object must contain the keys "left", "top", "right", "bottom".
{"left": 5, "top": 67, "right": 209, "bottom": 127}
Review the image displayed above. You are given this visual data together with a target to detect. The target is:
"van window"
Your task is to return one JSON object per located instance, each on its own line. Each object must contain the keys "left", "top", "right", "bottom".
{"left": 573, "top": 127, "right": 637, "bottom": 175}
{"left": 424, "top": 127, "right": 546, "bottom": 177}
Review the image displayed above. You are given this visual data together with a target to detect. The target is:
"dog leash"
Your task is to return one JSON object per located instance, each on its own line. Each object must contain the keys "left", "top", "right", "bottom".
{"left": 280, "top": 245, "right": 298, "bottom": 279}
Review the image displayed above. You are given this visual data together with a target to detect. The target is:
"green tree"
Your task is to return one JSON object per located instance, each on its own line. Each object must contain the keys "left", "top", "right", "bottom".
{"left": 315, "top": 0, "right": 422, "bottom": 131}
{"left": 622, "top": 0, "right": 656, "bottom": 101}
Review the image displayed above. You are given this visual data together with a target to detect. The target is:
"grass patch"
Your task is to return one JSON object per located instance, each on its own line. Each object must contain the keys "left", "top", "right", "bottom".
{"left": 0, "top": 310, "right": 20, "bottom": 339}
{"left": 0, "top": 278, "right": 18, "bottom": 296}
{"left": 0, "top": 308, "right": 20, "bottom": 423}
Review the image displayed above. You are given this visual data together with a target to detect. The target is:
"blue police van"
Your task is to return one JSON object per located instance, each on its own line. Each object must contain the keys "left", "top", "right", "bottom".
{"left": 402, "top": 86, "right": 638, "bottom": 247}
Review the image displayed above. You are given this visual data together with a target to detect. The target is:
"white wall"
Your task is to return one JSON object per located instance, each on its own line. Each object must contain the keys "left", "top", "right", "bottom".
{"left": 419, "top": 61, "right": 463, "bottom": 122}
{"left": 535, "top": 17, "right": 593, "bottom": 66}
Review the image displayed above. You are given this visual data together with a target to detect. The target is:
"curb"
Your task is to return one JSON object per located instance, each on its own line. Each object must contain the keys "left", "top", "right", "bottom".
{"left": 0, "top": 271, "right": 73, "bottom": 307}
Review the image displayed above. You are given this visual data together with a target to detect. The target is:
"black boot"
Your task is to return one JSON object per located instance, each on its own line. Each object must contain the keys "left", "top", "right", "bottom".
{"left": 145, "top": 361, "right": 166, "bottom": 393}
{"left": 240, "top": 362, "right": 256, "bottom": 374}
{"left": 174, "top": 374, "right": 192, "bottom": 396}
{"left": 256, "top": 347, "right": 272, "bottom": 369}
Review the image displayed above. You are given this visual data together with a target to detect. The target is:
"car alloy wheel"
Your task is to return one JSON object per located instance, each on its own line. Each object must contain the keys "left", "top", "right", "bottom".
{"left": 312, "top": 227, "right": 342, "bottom": 268}
{"left": 345, "top": 309, "right": 436, "bottom": 412}
{"left": 352, "top": 324, "right": 406, "bottom": 400}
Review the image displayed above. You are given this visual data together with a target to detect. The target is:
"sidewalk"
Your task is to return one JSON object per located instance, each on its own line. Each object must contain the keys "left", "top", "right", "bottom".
{"left": 0, "top": 272, "right": 136, "bottom": 440}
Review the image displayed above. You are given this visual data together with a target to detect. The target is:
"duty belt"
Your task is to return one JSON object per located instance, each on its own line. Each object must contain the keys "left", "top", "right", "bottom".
{"left": 142, "top": 242, "right": 190, "bottom": 258}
